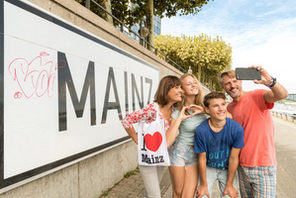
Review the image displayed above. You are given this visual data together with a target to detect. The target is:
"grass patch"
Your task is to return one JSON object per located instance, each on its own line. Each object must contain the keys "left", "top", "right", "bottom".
{"left": 98, "top": 167, "right": 140, "bottom": 197}
{"left": 278, "top": 99, "right": 296, "bottom": 104}
{"left": 124, "top": 167, "right": 139, "bottom": 178}
{"left": 99, "top": 190, "right": 109, "bottom": 197}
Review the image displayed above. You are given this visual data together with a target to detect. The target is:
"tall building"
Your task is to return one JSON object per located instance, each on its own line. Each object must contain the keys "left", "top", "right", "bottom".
{"left": 127, "top": 1, "right": 161, "bottom": 41}
{"left": 129, "top": 16, "right": 161, "bottom": 42}
{"left": 153, "top": 15, "right": 161, "bottom": 35}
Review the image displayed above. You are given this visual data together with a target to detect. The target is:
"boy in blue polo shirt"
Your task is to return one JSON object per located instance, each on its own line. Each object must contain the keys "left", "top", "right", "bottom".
{"left": 194, "top": 92, "right": 244, "bottom": 198}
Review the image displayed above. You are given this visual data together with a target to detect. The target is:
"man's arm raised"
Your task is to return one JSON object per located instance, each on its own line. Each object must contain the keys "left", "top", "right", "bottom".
{"left": 250, "top": 66, "right": 288, "bottom": 103}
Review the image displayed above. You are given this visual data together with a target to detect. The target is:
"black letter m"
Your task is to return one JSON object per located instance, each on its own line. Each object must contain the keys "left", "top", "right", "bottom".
{"left": 58, "top": 52, "right": 96, "bottom": 131}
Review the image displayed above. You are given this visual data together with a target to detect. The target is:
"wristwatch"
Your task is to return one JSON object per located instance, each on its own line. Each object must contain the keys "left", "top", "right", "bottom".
{"left": 266, "top": 76, "right": 277, "bottom": 88}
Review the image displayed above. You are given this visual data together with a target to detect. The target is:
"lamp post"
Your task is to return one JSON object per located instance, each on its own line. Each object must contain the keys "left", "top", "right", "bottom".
{"left": 188, "top": 66, "right": 192, "bottom": 74}
{"left": 139, "top": 19, "right": 149, "bottom": 47}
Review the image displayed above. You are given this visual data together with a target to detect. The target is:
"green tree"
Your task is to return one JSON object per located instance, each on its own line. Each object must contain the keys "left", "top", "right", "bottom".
{"left": 76, "top": 0, "right": 113, "bottom": 23}
{"left": 154, "top": 34, "right": 232, "bottom": 91}
{"left": 127, "top": 0, "right": 212, "bottom": 47}
{"left": 76, "top": 0, "right": 211, "bottom": 48}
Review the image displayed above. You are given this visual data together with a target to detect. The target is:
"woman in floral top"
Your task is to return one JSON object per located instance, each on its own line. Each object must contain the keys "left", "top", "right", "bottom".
{"left": 121, "top": 102, "right": 171, "bottom": 133}
{"left": 121, "top": 75, "right": 183, "bottom": 198}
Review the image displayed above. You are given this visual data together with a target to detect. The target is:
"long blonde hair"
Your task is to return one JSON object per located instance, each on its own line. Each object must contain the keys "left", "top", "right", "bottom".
{"left": 178, "top": 73, "right": 204, "bottom": 110}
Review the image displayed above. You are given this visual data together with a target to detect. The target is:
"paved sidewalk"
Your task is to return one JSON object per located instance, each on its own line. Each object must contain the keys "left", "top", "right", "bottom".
{"left": 101, "top": 167, "right": 171, "bottom": 198}
{"left": 100, "top": 166, "right": 234, "bottom": 198}
{"left": 100, "top": 118, "right": 295, "bottom": 198}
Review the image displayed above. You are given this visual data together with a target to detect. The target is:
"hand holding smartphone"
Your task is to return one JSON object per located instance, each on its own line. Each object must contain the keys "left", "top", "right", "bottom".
{"left": 235, "top": 67, "right": 261, "bottom": 80}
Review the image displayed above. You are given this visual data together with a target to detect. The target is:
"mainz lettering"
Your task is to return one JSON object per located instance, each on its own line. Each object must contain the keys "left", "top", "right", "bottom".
{"left": 131, "top": 74, "right": 144, "bottom": 111}
{"left": 58, "top": 52, "right": 96, "bottom": 131}
{"left": 141, "top": 154, "right": 164, "bottom": 164}
{"left": 145, "top": 78, "right": 152, "bottom": 104}
{"left": 57, "top": 52, "right": 153, "bottom": 131}
{"left": 101, "top": 67, "right": 122, "bottom": 124}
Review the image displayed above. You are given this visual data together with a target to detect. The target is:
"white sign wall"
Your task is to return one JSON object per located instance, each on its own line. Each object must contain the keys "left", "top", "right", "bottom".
{"left": 0, "top": 0, "right": 159, "bottom": 191}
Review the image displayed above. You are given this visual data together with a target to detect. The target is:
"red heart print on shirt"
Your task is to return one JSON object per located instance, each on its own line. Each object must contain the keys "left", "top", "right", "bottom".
{"left": 144, "top": 132, "right": 162, "bottom": 152}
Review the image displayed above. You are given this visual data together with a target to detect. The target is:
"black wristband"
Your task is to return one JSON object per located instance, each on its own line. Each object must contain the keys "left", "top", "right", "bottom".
{"left": 266, "top": 77, "right": 277, "bottom": 88}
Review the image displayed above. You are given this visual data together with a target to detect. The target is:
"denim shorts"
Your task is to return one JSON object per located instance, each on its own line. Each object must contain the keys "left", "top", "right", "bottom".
{"left": 169, "top": 139, "right": 198, "bottom": 166}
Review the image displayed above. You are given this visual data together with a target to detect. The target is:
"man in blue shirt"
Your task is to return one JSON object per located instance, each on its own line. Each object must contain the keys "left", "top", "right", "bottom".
{"left": 194, "top": 92, "right": 244, "bottom": 198}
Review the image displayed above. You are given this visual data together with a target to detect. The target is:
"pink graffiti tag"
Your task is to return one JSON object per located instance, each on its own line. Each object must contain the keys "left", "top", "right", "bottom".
{"left": 8, "top": 52, "right": 57, "bottom": 99}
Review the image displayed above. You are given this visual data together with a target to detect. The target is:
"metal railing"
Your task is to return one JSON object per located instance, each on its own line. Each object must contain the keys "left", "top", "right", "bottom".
{"left": 272, "top": 110, "right": 296, "bottom": 123}
{"left": 80, "top": 0, "right": 186, "bottom": 73}
{"left": 287, "top": 94, "right": 296, "bottom": 102}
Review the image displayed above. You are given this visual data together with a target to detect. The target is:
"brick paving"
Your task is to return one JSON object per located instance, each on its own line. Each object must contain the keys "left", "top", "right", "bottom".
{"left": 101, "top": 168, "right": 171, "bottom": 198}
{"left": 99, "top": 118, "right": 295, "bottom": 198}
{"left": 100, "top": 167, "right": 236, "bottom": 198}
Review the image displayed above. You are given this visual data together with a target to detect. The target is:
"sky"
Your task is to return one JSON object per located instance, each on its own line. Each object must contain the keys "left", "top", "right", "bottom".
{"left": 161, "top": 0, "right": 296, "bottom": 94}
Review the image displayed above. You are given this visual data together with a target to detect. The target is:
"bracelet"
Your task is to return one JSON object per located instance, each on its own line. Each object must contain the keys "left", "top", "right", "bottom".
{"left": 265, "top": 76, "right": 277, "bottom": 88}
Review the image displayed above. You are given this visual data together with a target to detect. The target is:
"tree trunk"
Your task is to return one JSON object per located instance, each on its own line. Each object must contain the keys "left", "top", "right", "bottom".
{"left": 146, "top": 0, "right": 154, "bottom": 50}
{"left": 102, "top": 0, "right": 113, "bottom": 24}
{"left": 197, "top": 64, "right": 201, "bottom": 81}
{"left": 202, "top": 72, "right": 206, "bottom": 84}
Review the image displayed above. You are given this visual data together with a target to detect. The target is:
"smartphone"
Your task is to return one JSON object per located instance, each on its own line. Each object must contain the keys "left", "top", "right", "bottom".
{"left": 235, "top": 68, "right": 261, "bottom": 80}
